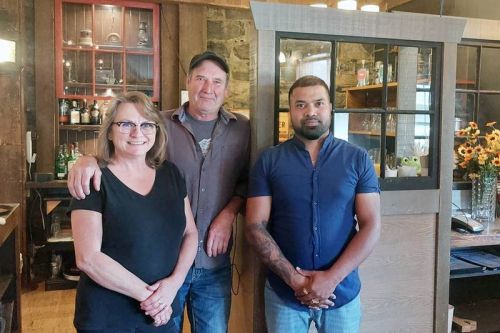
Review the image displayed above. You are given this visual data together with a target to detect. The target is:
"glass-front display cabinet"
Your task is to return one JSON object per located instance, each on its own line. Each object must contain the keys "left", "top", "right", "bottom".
{"left": 55, "top": 0, "right": 159, "bottom": 101}
{"left": 277, "top": 35, "right": 440, "bottom": 189}
{"left": 454, "top": 42, "right": 500, "bottom": 182}
{"left": 54, "top": 0, "right": 159, "bottom": 156}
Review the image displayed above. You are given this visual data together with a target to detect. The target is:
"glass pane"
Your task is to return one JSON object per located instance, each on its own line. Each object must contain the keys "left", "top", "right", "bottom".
{"left": 63, "top": 50, "right": 92, "bottom": 96}
{"left": 337, "top": 42, "right": 386, "bottom": 109}
{"left": 95, "top": 87, "right": 123, "bottom": 98}
{"left": 456, "top": 45, "right": 477, "bottom": 89}
{"left": 278, "top": 111, "right": 293, "bottom": 143}
{"left": 95, "top": 5, "right": 123, "bottom": 49}
{"left": 279, "top": 39, "right": 332, "bottom": 109}
{"left": 479, "top": 47, "right": 500, "bottom": 91}
{"left": 95, "top": 52, "right": 123, "bottom": 97}
{"left": 62, "top": 3, "right": 93, "bottom": 48}
{"left": 335, "top": 113, "right": 382, "bottom": 176}
{"left": 394, "top": 114, "right": 430, "bottom": 177}
{"left": 478, "top": 94, "right": 500, "bottom": 132}
{"left": 392, "top": 45, "right": 434, "bottom": 111}
{"left": 454, "top": 93, "right": 474, "bottom": 132}
{"left": 125, "top": 7, "right": 153, "bottom": 50}
{"left": 126, "top": 55, "right": 153, "bottom": 97}
{"left": 95, "top": 52, "right": 123, "bottom": 84}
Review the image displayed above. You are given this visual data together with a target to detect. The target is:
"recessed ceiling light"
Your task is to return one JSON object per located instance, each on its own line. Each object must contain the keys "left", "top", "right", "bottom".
{"left": 361, "top": 4, "right": 380, "bottom": 12}
{"left": 337, "top": 0, "right": 357, "bottom": 10}
{"left": 310, "top": 3, "right": 328, "bottom": 8}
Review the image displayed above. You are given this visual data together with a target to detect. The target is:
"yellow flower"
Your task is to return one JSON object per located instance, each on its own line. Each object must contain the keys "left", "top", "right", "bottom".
{"left": 478, "top": 153, "right": 488, "bottom": 165}
{"left": 457, "top": 146, "right": 467, "bottom": 156}
{"left": 468, "top": 172, "right": 480, "bottom": 180}
{"left": 486, "top": 133, "right": 497, "bottom": 143}
{"left": 455, "top": 121, "right": 500, "bottom": 178}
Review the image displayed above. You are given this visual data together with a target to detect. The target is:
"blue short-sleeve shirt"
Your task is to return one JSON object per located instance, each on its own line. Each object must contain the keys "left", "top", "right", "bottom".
{"left": 248, "top": 133, "right": 379, "bottom": 311}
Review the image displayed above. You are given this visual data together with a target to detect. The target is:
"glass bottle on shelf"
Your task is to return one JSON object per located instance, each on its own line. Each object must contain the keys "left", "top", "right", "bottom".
{"left": 55, "top": 145, "right": 67, "bottom": 180}
{"left": 63, "top": 144, "right": 70, "bottom": 166}
{"left": 374, "top": 61, "right": 383, "bottom": 85}
{"left": 80, "top": 99, "right": 90, "bottom": 125}
{"left": 70, "top": 100, "right": 80, "bottom": 125}
{"left": 67, "top": 143, "right": 77, "bottom": 172}
{"left": 74, "top": 142, "right": 82, "bottom": 159}
{"left": 90, "top": 100, "right": 101, "bottom": 125}
{"left": 59, "top": 99, "right": 69, "bottom": 125}
{"left": 357, "top": 59, "right": 369, "bottom": 87}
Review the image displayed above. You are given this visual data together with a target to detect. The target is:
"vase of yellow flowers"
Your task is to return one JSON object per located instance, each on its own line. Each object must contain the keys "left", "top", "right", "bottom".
{"left": 456, "top": 121, "right": 499, "bottom": 223}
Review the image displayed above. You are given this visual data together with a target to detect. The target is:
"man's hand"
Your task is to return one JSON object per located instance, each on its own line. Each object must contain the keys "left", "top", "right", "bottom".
{"left": 206, "top": 208, "right": 235, "bottom": 257}
{"left": 67, "top": 155, "right": 101, "bottom": 199}
{"left": 294, "top": 268, "right": 336, "bottom": 309}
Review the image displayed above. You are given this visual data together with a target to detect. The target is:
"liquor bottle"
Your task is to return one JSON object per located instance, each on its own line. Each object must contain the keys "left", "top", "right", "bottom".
{"left": 90, "top": 100, "right": 101, "bottom": 125}
{"left": 80, "top": 99, "right": 91, "bottom": 125}
{"left": 70, "top": 100, "right": 80, "bottom": 125}
{"left": 101, "top": 101, "right": 109, "bottom": 123}
{"left": 67, "top": 143, "right": 77, "bottom": 172}
{"left": 55, "top": 145, "right": 67, "bottom": 179}
{"left": 58, "top": 99, "right": 69, "bottom": 125}
{"left": 62, "top": 144, "right": 70, "bottom": 167}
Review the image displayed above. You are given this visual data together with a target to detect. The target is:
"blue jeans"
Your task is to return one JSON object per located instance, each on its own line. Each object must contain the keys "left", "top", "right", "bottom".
{"left": 264, "top": 281, "right": 361, "bottom": 333}
{"left": 173, "top": 265, "right": 231, "bottom": 333}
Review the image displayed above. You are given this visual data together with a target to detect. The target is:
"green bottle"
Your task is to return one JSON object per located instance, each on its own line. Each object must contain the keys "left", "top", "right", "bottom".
{"left": 55, "top": 145, "right": 67, "bottom": 179}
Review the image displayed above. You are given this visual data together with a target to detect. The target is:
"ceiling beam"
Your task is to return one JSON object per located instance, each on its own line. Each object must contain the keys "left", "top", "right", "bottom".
{"left": 140, "top": 0, "right": 414, "bottom": 11}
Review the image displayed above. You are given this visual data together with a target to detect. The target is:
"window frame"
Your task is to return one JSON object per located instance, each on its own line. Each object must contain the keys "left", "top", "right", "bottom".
{"left": 275, "top": 32, "right": 442, "bottom": 190}
{"left": 453, "top": 41, "right": 500, "bottom": 188}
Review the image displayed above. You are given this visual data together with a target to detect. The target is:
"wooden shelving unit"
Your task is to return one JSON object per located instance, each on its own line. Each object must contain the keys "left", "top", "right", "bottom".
{"left": 25, "top": 182, "right": 77, "bottom": 291}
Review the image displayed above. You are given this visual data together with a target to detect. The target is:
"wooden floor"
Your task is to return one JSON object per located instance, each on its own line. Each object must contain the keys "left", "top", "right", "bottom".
{"left": 21, "top": 284, "right": 76, "bottom": 333}
{"left": 20, "top": 278, "right": 250, "bottom": 333}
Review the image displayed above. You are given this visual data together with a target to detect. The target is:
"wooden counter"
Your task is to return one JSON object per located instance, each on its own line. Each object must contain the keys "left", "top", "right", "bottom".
{"left": 451, "top": 218, "right": 500, "bottom": 248}
{"left": 26, "top": 180, "right": 68, "bottom": 189}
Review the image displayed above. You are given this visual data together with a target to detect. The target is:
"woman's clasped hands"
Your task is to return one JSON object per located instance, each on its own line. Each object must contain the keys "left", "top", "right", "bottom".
{"left": 140, "top": 277, "right": 180, "bottom": 327}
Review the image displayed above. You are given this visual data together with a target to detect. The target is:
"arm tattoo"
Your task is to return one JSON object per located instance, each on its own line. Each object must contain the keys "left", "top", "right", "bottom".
{"left": 247, "top": 221, "right": 297, "bottom": 287}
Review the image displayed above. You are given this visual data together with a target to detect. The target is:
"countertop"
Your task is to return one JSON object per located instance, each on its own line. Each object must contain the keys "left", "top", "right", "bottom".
{"left": 451, "top": 218, "right": 500, "bottom": 248}
{"left": 0, "top": 203, "right": 19, "bottom": 243}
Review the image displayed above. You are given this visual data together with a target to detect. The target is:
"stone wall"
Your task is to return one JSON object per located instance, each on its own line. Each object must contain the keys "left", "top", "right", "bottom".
{"left": 207, "top": 7, "right": 252, "bottom": 110}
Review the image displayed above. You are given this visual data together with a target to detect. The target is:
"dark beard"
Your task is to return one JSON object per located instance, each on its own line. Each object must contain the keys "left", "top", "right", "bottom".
{"left": 294, "top": 117, "right": 330, "bottom": 140}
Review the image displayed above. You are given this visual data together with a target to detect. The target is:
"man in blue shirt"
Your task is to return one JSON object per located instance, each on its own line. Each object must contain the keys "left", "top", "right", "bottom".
{"left": 246, "top": 75, "right": 381, "bottom": 333}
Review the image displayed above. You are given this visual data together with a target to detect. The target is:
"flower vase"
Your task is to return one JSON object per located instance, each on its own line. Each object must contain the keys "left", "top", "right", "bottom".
{"left": 471, "top": 172, "right": 497, "bottom": 223}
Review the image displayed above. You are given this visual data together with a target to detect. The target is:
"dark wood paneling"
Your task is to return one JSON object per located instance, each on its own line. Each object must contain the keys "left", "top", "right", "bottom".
{"left": 178, "top": 4, "right": 206, "bottom": 88}
{"left": 35, "top": 0, "right": 56, "bottom": 173}
{"left": 161, "top": 3, "right": 179, "bottom": 110}
{"left": 0, "top": 72, "right": 24, "bottom": 203}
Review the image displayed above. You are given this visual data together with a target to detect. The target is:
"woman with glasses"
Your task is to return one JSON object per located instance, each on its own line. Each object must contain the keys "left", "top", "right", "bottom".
{"left": 68, "top": 91, "right": 198, "bottom": 333}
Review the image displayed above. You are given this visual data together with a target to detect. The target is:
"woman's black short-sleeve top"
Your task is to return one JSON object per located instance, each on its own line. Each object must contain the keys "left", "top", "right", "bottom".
{"left": 68, "top": 161, "right": 187, "bottom": 330}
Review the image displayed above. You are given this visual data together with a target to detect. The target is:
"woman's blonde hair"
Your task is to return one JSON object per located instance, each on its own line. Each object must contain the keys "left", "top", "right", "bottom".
{"left": 97, "top": 91, "right": 167, "bottom": 169}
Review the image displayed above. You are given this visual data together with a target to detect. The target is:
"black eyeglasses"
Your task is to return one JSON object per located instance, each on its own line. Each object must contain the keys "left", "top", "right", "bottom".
{"left": 112, "top": 121, "right": 158, "bottom": 135}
